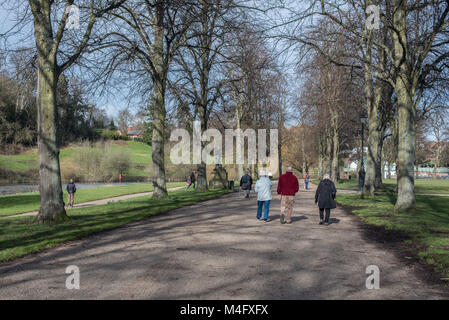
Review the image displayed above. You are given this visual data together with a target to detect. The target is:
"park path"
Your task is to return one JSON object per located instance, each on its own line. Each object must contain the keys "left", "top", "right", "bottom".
{"left": 0, "top": 181, "right": 448, "bottom": 299}
{"left": 1, "top": 186, "right": 186, "bottom": 219}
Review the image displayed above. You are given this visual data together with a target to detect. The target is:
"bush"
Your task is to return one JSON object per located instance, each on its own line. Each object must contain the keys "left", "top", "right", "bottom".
{"left": 73, "top": 141, "right": 131, "bottom": 182}
{"left": 98, "top": 129, "right": 130, "bottom": 141}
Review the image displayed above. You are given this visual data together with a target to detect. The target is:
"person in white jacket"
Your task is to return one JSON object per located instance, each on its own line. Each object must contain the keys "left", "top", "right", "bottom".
{"left": 254, "top": 170, "right": 273, "bottom": 223}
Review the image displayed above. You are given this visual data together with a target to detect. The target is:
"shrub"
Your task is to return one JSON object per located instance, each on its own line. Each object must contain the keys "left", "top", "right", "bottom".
{"left": 73, "top": 141, "right": 131, "bottom": 182}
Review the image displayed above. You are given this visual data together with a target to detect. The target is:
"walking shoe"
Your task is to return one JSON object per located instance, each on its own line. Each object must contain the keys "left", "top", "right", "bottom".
{"left": 324, "top": 222, "right": 329, "bottom": 226}
{"left": 264, "top": 219, "right": 271, "bottom": 223}
{"left": 319, "top": 220, "right": 324, "bottom": 225}
{"left": 280, "top": 214, "right": 285, "bottom": 224}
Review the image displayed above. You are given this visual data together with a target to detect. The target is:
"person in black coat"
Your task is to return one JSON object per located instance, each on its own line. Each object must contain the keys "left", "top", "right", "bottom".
{"left": 66, "top": 179, "right": 77, "bottom": 208}
{"left": 240, "top": 171, "right": 253, "bottom": 198}
{"left": 315, "top": 174, "right": 337, "bottom": 225}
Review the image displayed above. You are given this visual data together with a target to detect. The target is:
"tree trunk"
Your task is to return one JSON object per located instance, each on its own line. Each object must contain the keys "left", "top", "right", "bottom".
{"left": 151, "top": 1, "right": 168, "bottom": 198}
{"left": 318, "top": 134, "right": 324, "bottom": 180}
{"left": 33, "top": 0, "right": 67, "bottom": 223}
{"left": 196, "top": 110, "right": 208, "bottom": 190}
{"left": 393, "top": 0, "right": 416, "bottom": 211}
{"left": 324, "top": 131, "right": 332, "bottom": 177}
{"left": 331, "top": 114, "right": 339, "bottom": 182}
{"left": 301, "top": 128, "right": 306, "bottom": 174}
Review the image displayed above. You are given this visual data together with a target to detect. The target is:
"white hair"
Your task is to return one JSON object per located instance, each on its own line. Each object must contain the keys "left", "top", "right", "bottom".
{"left": 323, "top": 174, "right": 330, "bottom": 180}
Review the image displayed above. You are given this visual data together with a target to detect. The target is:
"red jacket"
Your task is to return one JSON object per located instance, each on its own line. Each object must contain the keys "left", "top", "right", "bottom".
{"left": 277, "top": 172, "right": 299, "bottom": 196}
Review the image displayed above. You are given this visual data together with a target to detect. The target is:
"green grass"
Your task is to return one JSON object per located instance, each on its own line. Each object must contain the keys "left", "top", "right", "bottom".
{"left": 313, "top": 178, "right": 449, "bottom": 194}
{"left": 0, "top": 140, "right": 153, "bottom": 177}
{"left": 336, "top": 192, "right": 449, "bottom": 277}
{"left": 0, "top": 188, "right": 232, "bottom": 262}
{"left": 0, "top": 150, "right": 38, "bottom": 171}
{"left": 0, "top": 182, "right": 185, "bottom": 217}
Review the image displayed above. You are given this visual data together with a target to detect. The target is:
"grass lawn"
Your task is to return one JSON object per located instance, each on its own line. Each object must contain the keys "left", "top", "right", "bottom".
{"left": 0, "top": 182, "right": 185, "bottom": 217}
{"left": 0, "top": 141, "right": 153, "bottom": 177}
{"left": 0, "top": 150, "right": 38, "bottom": 171}
{"left": 313, "top": 178, "right": 449, "bottom": 194}
{"left": 0, "top": 189, "right": 231, "bottom": 262}
{"left": 336, "top": 192, "right": 449, "bottom": 277}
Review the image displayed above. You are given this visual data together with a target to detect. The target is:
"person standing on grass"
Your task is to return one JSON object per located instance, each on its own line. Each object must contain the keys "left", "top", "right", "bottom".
{"left": 66, "top": 179, "right": 76, "bottom": 208}
{"left": 240, "top": 170, "right": 253, "bottom": 198}
{"left": 277, "top": 167, "right": 299, "bottom": 224}
{"left": 315, "top": 173, "right": 337, "bottom": 226}
{"left": 186, "top": 170, "right": 196, "bottom": 190}
{"left": 255, "top": 170, "right": 273, "bottom": 223}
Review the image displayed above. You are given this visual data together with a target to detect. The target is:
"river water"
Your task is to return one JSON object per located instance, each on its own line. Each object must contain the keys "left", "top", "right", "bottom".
{"left": 0, "top": 182, "right": 149, "bottom": 196}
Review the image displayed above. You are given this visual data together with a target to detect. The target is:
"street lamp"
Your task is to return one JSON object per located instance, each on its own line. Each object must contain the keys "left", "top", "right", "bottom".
{"left": 360, "top": 114, "right": 367, "bottom": 168}
{"left": 359, "top": 114, "right": 368, "bottom": 192}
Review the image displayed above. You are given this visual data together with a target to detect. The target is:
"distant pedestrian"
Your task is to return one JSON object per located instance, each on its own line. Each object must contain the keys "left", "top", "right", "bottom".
{"left": 315, "top": 174, "right": 337, "bottom": 226}
{"left": 358, "top": 169, "right": 365, "bottom": 192}
{"left": 186, "top": 171, "right": 196, "bottom": 190}
{"left": 240, "top": 171, "right": 253, "bottom": 198}
{"left": 254, "top": 170, "right": 273, "bottom": 223}
{"left": 304, "top": 172, "right": 310, "bottom": 190}
{"left": 277, "top": 167, "right": 299, "bottom": 224}
{"left": 66, "top": 179, "right": 76, "bottom": 208}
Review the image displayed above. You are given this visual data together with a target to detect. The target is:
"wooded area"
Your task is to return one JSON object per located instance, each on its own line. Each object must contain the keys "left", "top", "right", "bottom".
{"left": 1, "top": 0, "right": 448, "bottom": 222}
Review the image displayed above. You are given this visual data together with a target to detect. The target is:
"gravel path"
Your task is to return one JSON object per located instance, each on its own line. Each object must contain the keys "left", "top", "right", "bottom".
{"left": 0, "top": 182, "right": 447, "bottom": 299}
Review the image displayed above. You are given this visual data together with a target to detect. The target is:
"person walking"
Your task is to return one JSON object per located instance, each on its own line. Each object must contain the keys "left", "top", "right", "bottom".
{"left": 240, "top": 171, "right": 253, "bottom": 198}
{"left": 66, "top": 179, "right": 76, "bottom": 208}
{"left": 254, "top": 170, "right": 273, "bottom": 223}
{"left": 185, "top": 175, "right": 192, "bottom": 190}
{"left": 304, "top": 172, "right": 310, "bottom": 190}
{"left": 358, "top": 169, "right": 365, "bottom": 192}
{"left": 277, "top": 167, "right": 299, "bottom": 224}
{"left": 315, "top": 173, "right": 337, "bottom": 226}
{"left": 186, "top": 171, "right": 196, "bottom": 190}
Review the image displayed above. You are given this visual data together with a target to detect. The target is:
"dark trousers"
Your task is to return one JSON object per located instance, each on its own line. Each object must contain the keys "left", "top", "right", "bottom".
{"left": 319, "top": 208, "right": 331, "bottom": 222}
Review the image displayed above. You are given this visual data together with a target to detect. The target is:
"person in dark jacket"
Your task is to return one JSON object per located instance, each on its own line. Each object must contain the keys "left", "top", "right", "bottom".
{"left": 315, "top": 174, "right": 337, "bottom": 225}
{"left": 66, "top": 179, "right": 76, "bottom": 208}
{"left": 358, "top": 169, "right": 365, "bottom": 192}
{"left": 186, "top": 171, "right": 196, "bottom": 190}
{"left": 240, "top": 171, "right": 253, "bottom": 198}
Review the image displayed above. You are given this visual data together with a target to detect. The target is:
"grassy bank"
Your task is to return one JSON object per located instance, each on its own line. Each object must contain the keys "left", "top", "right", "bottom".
{"left": 313, "top": 178, "right": 449, "bottom": 194}
{"left": 0, "top": 182, "right": 185, "bottom": 217}
{"left": 0, "top": 188, "right": 232, "bottom": 262}
{"left": 337, "top": 192, "right": 449, "bottom": 277}
{"left": 0, "top": 141, "right": 153, "bottom": 183}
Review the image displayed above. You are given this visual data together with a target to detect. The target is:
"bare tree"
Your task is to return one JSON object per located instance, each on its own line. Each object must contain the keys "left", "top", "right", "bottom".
{"left": 17, "top": 0, "right": 125, "bottom": 222}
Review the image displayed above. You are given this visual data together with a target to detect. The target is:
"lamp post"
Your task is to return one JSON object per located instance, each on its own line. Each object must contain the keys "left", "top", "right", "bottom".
{"left": 359, "top": 115, "right": 368, "bottom": 192}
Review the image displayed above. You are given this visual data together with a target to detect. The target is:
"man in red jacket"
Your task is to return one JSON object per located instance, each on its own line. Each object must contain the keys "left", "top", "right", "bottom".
{"left": 277, "top": 166, "right": 299, "bottom": 224}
